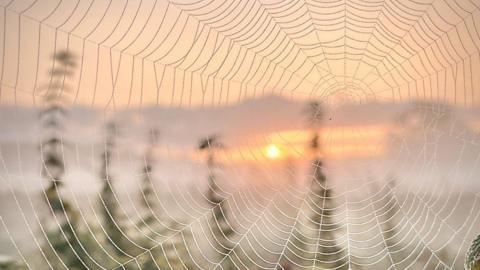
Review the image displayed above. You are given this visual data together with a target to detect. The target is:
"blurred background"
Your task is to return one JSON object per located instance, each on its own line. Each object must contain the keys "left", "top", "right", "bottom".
{"left": 1, "top": 0, "right": 480, "bottom": 269}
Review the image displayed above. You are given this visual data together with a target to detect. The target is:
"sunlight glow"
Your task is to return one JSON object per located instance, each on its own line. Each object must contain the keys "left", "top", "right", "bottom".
{"left": 265, "top": 144, "right": 281, "bottom": 159}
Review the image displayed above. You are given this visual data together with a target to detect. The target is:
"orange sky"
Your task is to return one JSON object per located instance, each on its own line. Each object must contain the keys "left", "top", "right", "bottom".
{"left": 226, "top": 125, "right": 389, "bottom": 162}
{"left": 1, "top": 0, "right": 480, "bottom": 108}
{"left": 155, "top": 125, "right": 390, "bottom": 163}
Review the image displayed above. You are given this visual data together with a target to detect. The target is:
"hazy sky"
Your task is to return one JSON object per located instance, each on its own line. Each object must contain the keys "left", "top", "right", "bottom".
{"left": 1, "top": 0, "right": 480, "bottom": 108}
{"left": 1, "top": 3, "right": 480, "bottom": 267}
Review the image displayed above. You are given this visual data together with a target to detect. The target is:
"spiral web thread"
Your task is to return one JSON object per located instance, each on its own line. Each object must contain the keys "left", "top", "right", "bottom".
{"left": 1, "top": 0, "right": 480, "bottom": 269}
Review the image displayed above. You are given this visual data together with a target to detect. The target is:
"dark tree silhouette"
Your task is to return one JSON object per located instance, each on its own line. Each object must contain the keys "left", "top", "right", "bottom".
{"left": 98, "top": 122, "right": 140, "bottom": 259}
{"left": 307, "top": 101, "right": 347, "bottom": 269}
{"left": 41, "top": 50, "right": 76, "bottom": 211}
{"left": 139, "top": 128, "right": 160, "bottom": 227}
{"left": 39, "top": 50, "right": 92, "bottom": 269}
{"left": 309, "top": 159, "right": 347, "bottom": 270}
{"left": 198, "top": 136, "right": 236, "bottom": 270}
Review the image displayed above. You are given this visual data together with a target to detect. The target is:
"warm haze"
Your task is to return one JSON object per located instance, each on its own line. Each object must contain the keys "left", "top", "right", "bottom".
{"left": 1, "top": 0, "right": 480, "bottom": 269}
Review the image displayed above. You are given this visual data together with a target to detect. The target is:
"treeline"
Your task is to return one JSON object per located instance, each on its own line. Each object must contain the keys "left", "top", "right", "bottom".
{"left": 34, "top": 50, "right": 240, "bottom": 270}
{"left": 11, "top": 50, "right": 453, "bottom": 270}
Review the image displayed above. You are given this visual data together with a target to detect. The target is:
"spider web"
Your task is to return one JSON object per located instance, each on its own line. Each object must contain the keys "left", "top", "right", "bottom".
{"left": 0, "top": 0, "right": 480, "bottom": 269}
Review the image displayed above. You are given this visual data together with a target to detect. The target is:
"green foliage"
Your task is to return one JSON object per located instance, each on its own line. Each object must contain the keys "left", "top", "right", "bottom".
{"left": 309, "top": 159, "right": 348, "bottom": 270}
{"left": 42, "top": 225, "right": 87, "bottom": 269}
{"left": 29, "top": 96, "right": 465, "bottom": 270}
{"left": 38, "top": 50, "right": 88, "bottom": 270}
{"left": 466, "top": 234, "right": 480, "bottom": 270}
{"left": 0, "top": 258, "right": 27, "bottom": 270}
{"left": 199, "top": 136, "right": 236, "bottom": 269}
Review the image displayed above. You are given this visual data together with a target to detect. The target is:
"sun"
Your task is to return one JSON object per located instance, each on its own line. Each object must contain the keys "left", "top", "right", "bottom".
{"left": 265, "top": 144, "right": 281, "bottom": 159}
